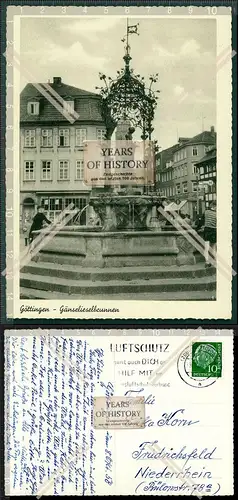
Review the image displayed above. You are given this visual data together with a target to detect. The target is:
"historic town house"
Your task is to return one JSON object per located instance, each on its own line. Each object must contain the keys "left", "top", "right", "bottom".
{"left": 20, "top": 76, "right": 106, "bottom": 224}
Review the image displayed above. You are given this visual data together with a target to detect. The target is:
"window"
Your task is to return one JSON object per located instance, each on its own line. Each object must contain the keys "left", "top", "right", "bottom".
{"left": 63, "top": 100, "right": 74, "bottom": 113}
{"left": 97, "top": 129, "right": 106, "bottom": 141}
{"left": 41, "top": 129, "right": 53, "bottom": 147}
{"left": 76, "top": 160, "right": 84, "bottom": 180}
{"left": 24, "top": 161, "right": 35, "bottom": 181}
{"left": 184, "top": 165, "right": 188, "bottom": 175}
{"left": 65, "top": 198, "right": 87, "bottom": 211}
{"left": 41, "top": 198, "right": 63, "bottom": 211}
{"left": 181, "top": 166, "right": 184, "bottom": 177}
{"left": 24, "top": 130, "right": 36, "bottom": 147}
{"left": 192, "top": 146, "right": 198, "bottom": 156}
{"left": 58, "top": 129, "right": 70, "bottom": 147}
{"left": 200, "top": 166, "right": 204, "bottom": 175}
{"left": 176, "top": 184, "right": 181, "bottom": 195}
{"left": 50, "top": 198, "right": 63, "bottom": 211}
{"left": 192, "top": 163, "right": 197, "bottom": 175}
{"left": 192, "top": 181, "right": 198, "bottom": 192}
{"left": 41, "top": 160, "right": 52, "bottom": 181}
{"left": 27, "top": 102, "right": 39, "bottom": 115}
{"left": 75, "top": 128, "right": 87, "bottom": 147}
{"left": 59, "top": 160, "right": 69, "bottom": 180}
{"left": 183, "top": 182, "right": 188, "bottom": 193}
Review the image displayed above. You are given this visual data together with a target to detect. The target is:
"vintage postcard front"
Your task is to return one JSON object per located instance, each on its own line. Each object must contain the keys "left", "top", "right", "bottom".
{"left": 5, "top": 329, "right": 233, "bottom": 495}
{"left": 4, "top": 4, "right": 234, "bottom": 319}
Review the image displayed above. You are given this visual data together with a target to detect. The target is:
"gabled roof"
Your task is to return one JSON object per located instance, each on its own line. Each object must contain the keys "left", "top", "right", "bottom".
{"left": 21, "top": 82, "right": 99, "bottom": 99}
{"left": 187, "top": 131, "right": 216, "bottom": 145}
{"left": 174, "top": 130, "right": 216, "bottom": 152}
{"left": 20, "top": 82, "right": 104, "bottom": 124}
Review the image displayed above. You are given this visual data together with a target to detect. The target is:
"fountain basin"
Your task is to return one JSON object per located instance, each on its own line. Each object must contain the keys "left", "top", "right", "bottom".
{"left": 89, "top": 194, "right": 166, "bottom": 231}
{"left": 32, "top": 227, "right": 197, "bottom": 268}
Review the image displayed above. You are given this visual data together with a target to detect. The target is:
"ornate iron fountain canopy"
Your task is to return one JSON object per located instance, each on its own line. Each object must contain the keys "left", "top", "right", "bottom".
{"left": 96, "top": 20, "right": 160, "bottom": 141}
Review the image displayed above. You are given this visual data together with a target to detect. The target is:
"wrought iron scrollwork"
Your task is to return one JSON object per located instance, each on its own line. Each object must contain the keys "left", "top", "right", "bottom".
{"left": 95, "top": 21, "right": 160, "bottom": 141}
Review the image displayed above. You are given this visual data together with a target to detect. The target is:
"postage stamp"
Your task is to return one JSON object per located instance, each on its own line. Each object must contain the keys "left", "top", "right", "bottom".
{"left": 192, "top": 342, "right": 222, "bottom": 377}
{"left": 2, "top": 3, "right": 234, "bottom": 320}
{"left": 177, "top": 340, "right": 223, "bottom": 388}
{"left": 93, "top": 396, "right": 145, "bottom": 429}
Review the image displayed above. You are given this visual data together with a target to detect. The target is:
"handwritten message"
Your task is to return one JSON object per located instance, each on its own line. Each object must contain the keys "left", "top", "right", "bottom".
{"left": 5, "top": 335, "right": 113, "bottom": 495}
{"left": 5, "top": 334, "right": 233, "bottom": 496}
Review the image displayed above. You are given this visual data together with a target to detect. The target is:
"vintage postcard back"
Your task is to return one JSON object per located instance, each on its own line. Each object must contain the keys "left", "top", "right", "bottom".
{"left": 4, "top": 4, "right": 233, "bottom": 320}
{"left": 5, "top": 329, "right": 233, "bottom": 495}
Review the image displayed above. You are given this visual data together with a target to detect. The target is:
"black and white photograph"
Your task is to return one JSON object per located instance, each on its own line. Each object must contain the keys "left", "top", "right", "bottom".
{"left": 5, "top": 5, "right": 233, "bottom": 318}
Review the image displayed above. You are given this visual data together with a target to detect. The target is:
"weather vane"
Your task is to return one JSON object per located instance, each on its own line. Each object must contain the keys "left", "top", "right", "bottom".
{"left": 96, "top": 18, "right": 159, "bottom": 141}
{"left": 121, "top": 19, "right": 140, "bottom": 57}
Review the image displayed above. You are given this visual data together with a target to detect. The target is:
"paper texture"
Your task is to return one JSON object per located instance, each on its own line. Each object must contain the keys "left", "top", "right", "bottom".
{"left": 4, "top": 6, "right": 233, "bottom": 319}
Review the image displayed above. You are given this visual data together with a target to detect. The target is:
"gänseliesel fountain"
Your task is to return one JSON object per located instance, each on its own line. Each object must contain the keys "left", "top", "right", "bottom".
{"left": 26, "top": 22, "right": 198, "bottom": 291}
{"left": 78, "top": 22, "right": 164, "bottom": 234}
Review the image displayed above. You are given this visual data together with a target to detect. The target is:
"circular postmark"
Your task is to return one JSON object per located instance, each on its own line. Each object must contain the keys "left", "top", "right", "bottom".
{"left": 177, "top": 346, "right": 217, "bottom": 388}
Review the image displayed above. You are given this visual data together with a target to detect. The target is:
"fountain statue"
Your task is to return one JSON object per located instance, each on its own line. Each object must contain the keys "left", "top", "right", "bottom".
{"left": 88, "top": 119, "right": 164, "bottom": 232}
{"left": 26, "top": 21, "right": 197, "bottom": 280}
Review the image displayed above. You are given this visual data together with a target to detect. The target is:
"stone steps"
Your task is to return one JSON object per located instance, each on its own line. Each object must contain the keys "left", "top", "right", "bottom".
{"left": 21, "top": 261, "right": 215, "bottom": 282}
{"left": 20, "top": 287, "right": 216, "bottom": 301}
{"left": 20, "top": 271, "right": 216, "bottom": 297}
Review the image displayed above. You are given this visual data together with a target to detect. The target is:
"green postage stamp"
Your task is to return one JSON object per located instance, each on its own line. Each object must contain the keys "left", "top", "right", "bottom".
{"left": 192, "top": 342, "right": 222, "bottom": 378}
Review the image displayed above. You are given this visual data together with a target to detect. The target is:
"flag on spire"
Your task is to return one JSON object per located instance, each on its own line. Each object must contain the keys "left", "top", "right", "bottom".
{"left": 128, "top": 24, "right": 139, "bottom": 35}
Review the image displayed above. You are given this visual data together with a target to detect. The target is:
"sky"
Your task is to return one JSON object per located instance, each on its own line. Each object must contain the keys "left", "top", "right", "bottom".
{"left": 19, "top": 16, "right": 216, "bottom": 150}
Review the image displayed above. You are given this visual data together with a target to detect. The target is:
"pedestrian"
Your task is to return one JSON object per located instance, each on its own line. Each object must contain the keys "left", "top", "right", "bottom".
{"left": 196, "top": 201, "right": 216, "bottom": 267}
{"left": 29, "top": 206, "right": 52, "bottom": 244}
{"left": 183, "top": 213, "right": 191, "bottom": 225}
{"left": 193, "top": 213, "right": 203, "bottom": 229}
{"left": 22, "top": 215, "right": 31, "bottom": 246}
